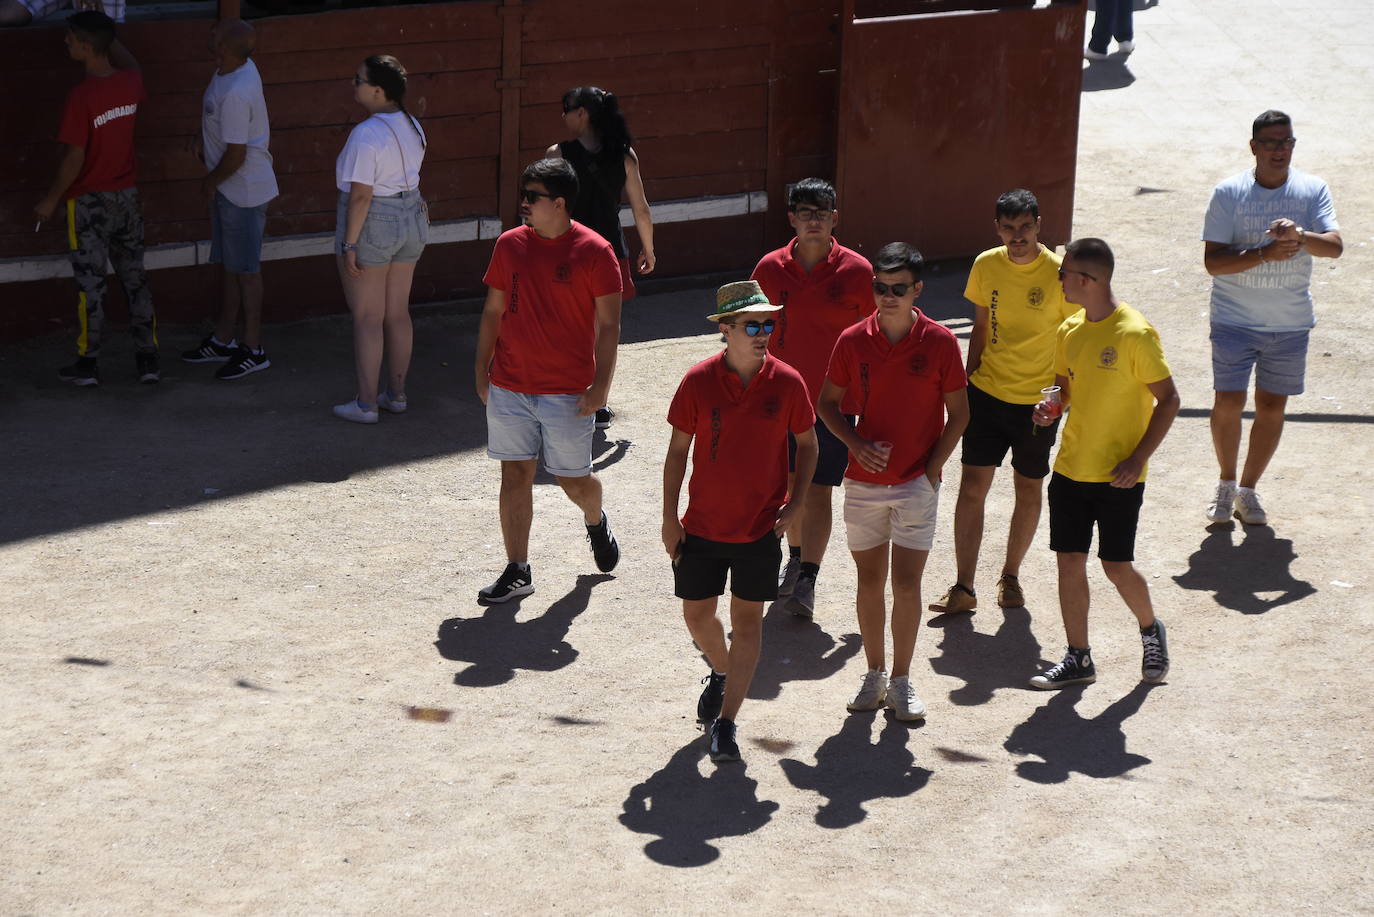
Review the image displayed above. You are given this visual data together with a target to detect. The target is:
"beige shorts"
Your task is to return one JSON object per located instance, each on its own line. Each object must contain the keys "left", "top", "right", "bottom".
{"left": 843, "top": 475, "right": 940, "bottom": 553}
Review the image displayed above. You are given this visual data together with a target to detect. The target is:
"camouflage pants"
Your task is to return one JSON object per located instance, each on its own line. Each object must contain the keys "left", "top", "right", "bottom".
{"left": 68, "top": 188, "right": 157, "bottom": 357}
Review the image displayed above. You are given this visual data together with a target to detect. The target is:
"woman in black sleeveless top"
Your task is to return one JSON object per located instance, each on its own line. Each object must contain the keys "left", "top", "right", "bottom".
{"left": 547, "top": 86, "right": 655, "bottom": 428}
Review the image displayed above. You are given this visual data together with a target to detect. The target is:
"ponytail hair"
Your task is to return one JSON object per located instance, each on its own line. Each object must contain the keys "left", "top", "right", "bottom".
{"left": 363, "top": 54, "right": 426, "bottom": 149}
{"left": 561, "top": 86, "right": 633, "bottom": 157}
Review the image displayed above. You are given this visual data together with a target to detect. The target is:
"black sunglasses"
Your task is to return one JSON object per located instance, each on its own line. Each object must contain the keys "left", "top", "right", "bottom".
{"left": 1058, "top": 267, "right": 1097, "bottom": 283}
{"left": 872, "top": 281, "right": 914, "bottom": 297}
{"left": 520, "top": 189, "right": 556, "bottom": 205}
{"left": 1254, "top": 136, "right": 1297, "bottom": 151}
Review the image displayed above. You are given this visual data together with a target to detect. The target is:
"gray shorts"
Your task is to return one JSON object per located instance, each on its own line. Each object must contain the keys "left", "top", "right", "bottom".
{"left": 335, "top": 190, "right": 428, "bottom": 266}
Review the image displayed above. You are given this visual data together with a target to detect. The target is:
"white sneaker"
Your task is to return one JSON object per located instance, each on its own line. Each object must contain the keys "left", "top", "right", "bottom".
{"left": 1084, "top": 47, "right": 1110, "bottom": 61}
{"left": 847, "top": 669, "right": 888, "bottom": 711}
{"left": 886, "top": 676, "right": 926, "bottom": 721}
{"left": 333, "top": 399, "right": 379, "bottom": 424}
{"left": 1117, "top": 40, "right": 1135, "bottom": 53}
{"left": 1234, "top": 488, "right": 1268, "bottom": 525}
{"left": 1206, "top": 480, "right": 1237, "bottom": 523}
{"left": 377, "top": 391, "right": 408, "bottom": 414}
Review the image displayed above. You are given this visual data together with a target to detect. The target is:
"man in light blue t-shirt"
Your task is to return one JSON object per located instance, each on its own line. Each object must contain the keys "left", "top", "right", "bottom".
{"left": 1201, "top": 110, "right": 1343, "bottom": 526}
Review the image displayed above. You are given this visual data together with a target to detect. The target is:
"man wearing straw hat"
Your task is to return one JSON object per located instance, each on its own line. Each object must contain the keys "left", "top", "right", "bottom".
{"left": 663, "top": 280, "right": 818, "bottom": 763}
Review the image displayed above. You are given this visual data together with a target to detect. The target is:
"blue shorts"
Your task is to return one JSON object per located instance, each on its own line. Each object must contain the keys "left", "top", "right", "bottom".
{"left": 486, "top": 383, "right": 594, "bottom": 477}
{"left": 209, "top": 193, "right": 267, "bottom": 274}
{"left": 335, "top": 190, "right": 428, "bottom": 267}
{"left": 1210, "top": 323, "right": 1309, "bottom": 396}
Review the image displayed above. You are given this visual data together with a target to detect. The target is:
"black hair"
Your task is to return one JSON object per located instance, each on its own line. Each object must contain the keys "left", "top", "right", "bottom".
{"left": 1064, "top": 237, "right": 1115, "bottom": 278}
{"left": 363, "top": 55, "right": 425, "bottom": 149}
{"left": 995, "top": 188, "right": 1040, "bottom": 221}
{"left": 1252, "top": 109, "right": 1292, "bottom": 138}
{"left": 522, "top": 158, "right": 580, "bottom": 210}
{"left": 562, "top": 86, "right": 633, "bottom": 157}
{"left": 67, "top": 10, "right": 116, "bottom": 56}
{"left": 873, "top": 242, "right": 924, "bottom": 281}
{"left": 788, "top": 178, "right": 837, "bottom": 211}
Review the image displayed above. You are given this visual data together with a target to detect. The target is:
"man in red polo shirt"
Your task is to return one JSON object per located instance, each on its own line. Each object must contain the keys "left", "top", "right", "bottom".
{"left": 818, "top": 243, "right": 969, "bottom": 721}
{"left": 750, "top": 178, "right": 874, "bottom": 620}
{"left": 474, "top": 158, "right": 623, "bottom": 604}
{"left": 34, "top": 11, "right": 157, "bottom": 387}
{"left": 663, "top": 280, "right": 818, "bottom": 763}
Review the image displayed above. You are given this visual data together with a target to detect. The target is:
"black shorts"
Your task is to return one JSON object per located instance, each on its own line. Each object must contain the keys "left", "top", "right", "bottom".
{"left": 673, "top": 531, "right": 783, "bottom": 602}
{"left": 961, "top": 383, "right": 1059, "bottom": 479}
{"left": 789, "top": 413, "right": 854, "bottom": 487}
{"left": 1047, "top": 472, "right": 1145, "bottom": 562}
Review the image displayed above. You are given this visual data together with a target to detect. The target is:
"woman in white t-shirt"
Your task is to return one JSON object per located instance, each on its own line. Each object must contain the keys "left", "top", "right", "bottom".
{"left": 332, "top": 54, "right": 428, "bottom": 424}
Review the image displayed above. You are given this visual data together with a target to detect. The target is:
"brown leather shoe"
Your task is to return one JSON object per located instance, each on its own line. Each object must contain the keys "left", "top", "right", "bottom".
{"left": 928, "top": 583, "right": 977, "bottom": 614}
{"left": 997, "top": 574, "right": 1025, "bottom": 608}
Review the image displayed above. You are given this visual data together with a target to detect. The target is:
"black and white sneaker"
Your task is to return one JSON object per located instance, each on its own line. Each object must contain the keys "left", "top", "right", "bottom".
{"left": 182, "top": 335, "right": 235, "bottom": 363}
{"left": 477, "top": 563, "right": 534, "bottom": 604}
{"left": 594, "top": 406, "right": 614, "bottom": 429}
{"left": 1141, "top": 620, "right": 1169, "bottom": 684}
{"left": 1029, "top": 648, "right": 1096, "bottom": 690}
{"left": 697, "top": 670, "right": 726, "bottom": 723}
{"left": 709, "top": 717, "right": 740, "bottom": 763}
{"left": 586, "top": 511, "right": 620, "bottom": 573}
{"left": 136, "top": 351, "right": 160, "bottom": 385}
{"left": 58, "top": 356, "right": 100, "bottom": 387}
{"left": 215, "top": 347, "right": 271, "bottom": 380}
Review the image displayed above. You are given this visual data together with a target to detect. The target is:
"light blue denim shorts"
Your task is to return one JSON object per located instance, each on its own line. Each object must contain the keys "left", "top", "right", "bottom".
{"left": 1210, "top": 323, "right": 1310, "bottom": 396}
{"left": 209, "top": 192, "right": 267, "bottom": 274}
{"left": 335, "top": 189, "right": 428, "bottom": 266}
{"left": 486, "top": 383, "right": 594, "bottom": 477}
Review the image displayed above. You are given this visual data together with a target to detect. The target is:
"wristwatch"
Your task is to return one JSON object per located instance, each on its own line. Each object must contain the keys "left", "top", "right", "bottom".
{"left": 1297, "top": 227, "right": 1307, "bottom": 246}
{"left": 341, "top": 241, "right": 359, "bottom": 253}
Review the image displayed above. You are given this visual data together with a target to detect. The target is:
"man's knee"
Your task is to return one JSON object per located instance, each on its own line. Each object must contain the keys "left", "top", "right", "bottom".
{"left": 501, "top": 460, "right": 537, "bottom": 486}
{"left": 1254, "top": 388, "right": 1289, "bottom": 415}
{"left": 1212, "top": 390, "right": 1247, "bottom": 414}
{"left": 1100, "top": 559, "right": 1137, "bottom": 584}
{"left": 957, "top": 464, "right": 995, "bottom": 501}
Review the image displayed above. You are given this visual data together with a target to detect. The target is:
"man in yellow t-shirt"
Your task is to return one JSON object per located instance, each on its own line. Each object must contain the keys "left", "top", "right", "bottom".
{"left": 1029, "top": 238, "right": 1180, "bottom": 690}
{"left": 932, "top": 189, "right": 1079, "bottom": 616}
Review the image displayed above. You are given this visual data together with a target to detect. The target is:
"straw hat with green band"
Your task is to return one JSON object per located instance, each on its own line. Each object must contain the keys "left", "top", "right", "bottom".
{"left": 707, "top": 280, "right": 785, "bottom": 321}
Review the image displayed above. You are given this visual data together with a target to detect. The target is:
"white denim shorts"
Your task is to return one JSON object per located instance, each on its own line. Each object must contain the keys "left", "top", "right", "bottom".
{"left": 843, "top": 475, "right": 940, "bottom": 552}
{"left": 485, "top": 383, "right": 593, "bottom": 478}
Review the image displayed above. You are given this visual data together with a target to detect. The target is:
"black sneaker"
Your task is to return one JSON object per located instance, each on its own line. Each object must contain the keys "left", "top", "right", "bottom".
{"left": 216, "top": 347, "right": 271, "bottom": 380}
{"left": 1141, "top": 619, "right": 1170, "bottom": 684}
{"left": 586, "top": 511, "right": 620, "bottom": 573}
{"left": 594, "top": 406, "right": 614, "bottom": 429}
{"left": 182, "top": 335, "right": 235, "bottom": 363}
{"left": 136, "top": 351, "right": 160, "bottom": 385}
{"left": 1029, "top": 649, "right": 1096, "bottom": 690}
{"left": 58, "top": 356, "right": 100, "bottom": 387}
{"left": 709, "top": 717, "right": 741, "bottom": 763}
{"left": 477, "top": 563, "right": 534, "bottom": 604}
{"left": 697, "top": 670, "right": 726, "bottom": 723}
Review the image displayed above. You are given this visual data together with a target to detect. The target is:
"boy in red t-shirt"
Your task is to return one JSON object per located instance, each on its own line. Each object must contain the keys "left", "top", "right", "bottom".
{"left": 35, "top": 11, "right": 157, "bottom": 387}
{"left": 750, "top": 178, "right": 875, "bottom": 620}
{"left": 818, "top": 243, "right": 969, "bottom": 722}
{"left": 474, "top": 158, "right": 624, "bottom": 604}
{"left": 663, "top": 281, "right": 818, "bottom": 763}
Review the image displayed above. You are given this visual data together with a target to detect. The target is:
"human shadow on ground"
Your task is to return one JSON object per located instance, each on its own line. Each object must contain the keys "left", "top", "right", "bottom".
{"left": 1082, "top": 57, "right": 1135, "bottom": 93}
{"left": 927, "top": 607, "right": 1045, "bottom": 706}
{"left": 1003, "top": 683, "right": 1156, "bottom": 784}
{"left": 1172, "top": 523, "right": 1316, "bottom": 615}
{"left": 748, "top": 603, "right": 863, "bottom": 702}
{"left": 434, "top": 573, "right": 612, "bottom": 687}
{"left": 619, "top": 736, "right": 780, "bottom": 867}
{"left": 779, "top": 711, "right": 932, "bottom": 829}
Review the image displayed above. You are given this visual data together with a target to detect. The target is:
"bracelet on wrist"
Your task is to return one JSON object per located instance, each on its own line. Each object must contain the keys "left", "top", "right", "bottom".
{"left": 341, "top": 241, "right": 359, "bottom": 253}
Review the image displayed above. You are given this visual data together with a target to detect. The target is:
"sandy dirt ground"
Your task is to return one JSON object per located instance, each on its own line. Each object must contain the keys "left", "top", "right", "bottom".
{"left": 3, "top": 1, "right": 1373, "bottom": 914}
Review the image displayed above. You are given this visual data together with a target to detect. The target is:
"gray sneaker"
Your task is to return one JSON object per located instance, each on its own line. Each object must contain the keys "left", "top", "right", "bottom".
{"left": 886, "top": 675, "right": 926, "bottom": 721}
{"left": 1206, "top": 481, "right": 1237, "bottom": 523}
{"left": 1141, "top": 620, "right": 1170, "bottom": 684}
{"left": 847, "top": 669, "right": 888, "bottom": 711}
{"left": 778, "top": 553, "right": 801, "bottom": 599}
{"left": 1233, "top": 488, "right": 1268, "bottom": 525}
{"left": 786, "top": 572, "right": 815, "bottom": 619}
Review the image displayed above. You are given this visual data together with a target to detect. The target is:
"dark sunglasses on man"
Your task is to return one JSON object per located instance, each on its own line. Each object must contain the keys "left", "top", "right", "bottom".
{"left": 519, "top": 188, "right": 556, "bottom": 205}
{"left": 872, "top": 281, "right": 914, "bottom": 298}
{"left": 731, "top": 319, "right": 775, "bottom": 337}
